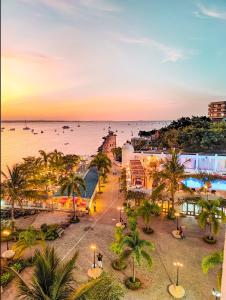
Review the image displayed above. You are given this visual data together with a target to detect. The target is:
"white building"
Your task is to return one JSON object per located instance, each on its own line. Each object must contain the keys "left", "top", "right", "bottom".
{"left": 122, "top": 142, "right": 226, "bottom": 175}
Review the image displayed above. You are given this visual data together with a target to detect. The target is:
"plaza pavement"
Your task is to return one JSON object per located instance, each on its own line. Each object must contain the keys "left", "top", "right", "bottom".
{"left": 1, "top": 165, "right": 225, "bottom": 299}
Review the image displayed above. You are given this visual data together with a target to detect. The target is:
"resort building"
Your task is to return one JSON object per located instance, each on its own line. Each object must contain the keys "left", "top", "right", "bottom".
{"left": 208, "top": 101, "right": 226, "bottom": 121}
{"left": 122, "top": 141, "right": 226, "bottom": 216}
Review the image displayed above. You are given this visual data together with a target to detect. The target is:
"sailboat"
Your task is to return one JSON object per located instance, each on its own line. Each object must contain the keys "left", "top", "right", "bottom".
{"left": 77, "top": 121, "right": 80, "bottom": 127}
{"left": 23, "top": 121, "right": 30, "bottom": 130}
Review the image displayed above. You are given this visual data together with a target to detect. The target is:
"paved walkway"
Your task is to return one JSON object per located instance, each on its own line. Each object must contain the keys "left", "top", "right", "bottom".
{"left": 1, "top": 163, "right": 225, "bottom": 300}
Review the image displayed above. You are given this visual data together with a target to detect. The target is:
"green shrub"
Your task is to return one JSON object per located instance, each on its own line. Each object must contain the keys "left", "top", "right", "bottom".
{"left": 0, "top": 272, "right": 12, "bottom": 287}
{"left": 125, "top": 277, "right": 141, "bottom": 290}
{"left": 203, "top": 235, "right": 216, "bottom": 244}
{"left": 143, "top": 227, "right": 154, "bottom": 234}
{"left": 40, "top": 223, "right": 48, "bottom": 232}
{"left": 111, "top": 260, "right": 127, "bottom": 271}
{"left": 45, "top": 230, "right": 58, "bottom": 240}
{"left": 11, "top": 262, "right": 23, "bottom": 273}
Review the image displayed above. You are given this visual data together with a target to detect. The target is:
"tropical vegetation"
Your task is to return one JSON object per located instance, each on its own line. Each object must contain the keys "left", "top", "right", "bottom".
{"left": 120, "top": 230, "right": 154, "bottom": 289}
{"left": 89, "top": 153, "right": 112, "bottom": 192}
{"left": 60, "top": 174, "right": 86, "bottom": 220}
{"left": 197, "top": 199, "right": 225, "bottom": 243}
{"left": 202, "top": 250, "right": 223, "bottom": 289}
{"left": 138, "top": 116, "right": 226, "bottom": 153}
{"left": 153, "top": 149, "right": 192, "bottom": 218}
{"left": 10, "top": 246, "right": 124, "bottom": 300}
{"left": 137, "top": 200, "right": 161, "bottom": 234}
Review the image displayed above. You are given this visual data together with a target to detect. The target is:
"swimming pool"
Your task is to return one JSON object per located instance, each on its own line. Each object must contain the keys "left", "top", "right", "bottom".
{"left": 54, "top": 167, "right": 99, "bottom": 199}
{"left": 183, "top": 178, "right": 226, "bottom": 191}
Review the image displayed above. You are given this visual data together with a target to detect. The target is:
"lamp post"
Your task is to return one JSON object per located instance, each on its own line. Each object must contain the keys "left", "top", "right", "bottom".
{"left": 91, "top": 245, "right": 96, "bottom": 268}
{"left": 168, "top": 262, "right": 185, "bottom": 298}
{"left": 117, "top": 206, "right": 123, "bottom": 222}
{"left": 212, "top": 288, "right": 221, "bottom": 299}
{"left": 175, "top": 212, "right": 180, "bottom": 230}
{"left": 204, "top": 184, "right": 208, "bottom": 201}
{"left": 173, "top": 262, "right": 183, "bottom": 286}
{"left": 2, "top": 230, "right": 10, "bottom": 250}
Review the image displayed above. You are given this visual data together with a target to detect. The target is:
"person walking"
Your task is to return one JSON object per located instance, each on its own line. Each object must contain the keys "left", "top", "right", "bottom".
{"left": 97, "top": 253, "right": 103, "bottom": 269}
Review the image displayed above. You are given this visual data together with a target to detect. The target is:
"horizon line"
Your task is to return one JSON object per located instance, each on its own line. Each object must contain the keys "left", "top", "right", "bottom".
{"left": 1, "top": 119, "right": 173, "bottom": 123}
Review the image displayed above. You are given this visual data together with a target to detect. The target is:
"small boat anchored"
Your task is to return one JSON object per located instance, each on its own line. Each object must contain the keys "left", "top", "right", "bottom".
{"left": 62, "top": 125, "right": 70, "bottom": 129}
{"left": 23, "top": 121, "right": 30, "bottom": 130}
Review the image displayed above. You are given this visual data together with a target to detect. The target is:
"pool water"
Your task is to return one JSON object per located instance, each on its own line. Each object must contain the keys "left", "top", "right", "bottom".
{"left": 183, "top": 178, "right": 226, "bottom": 191}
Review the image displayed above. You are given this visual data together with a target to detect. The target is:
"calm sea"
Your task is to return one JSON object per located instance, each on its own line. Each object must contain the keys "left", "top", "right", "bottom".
{"left": 1, "top": 121, "right": 167, "bottom": 171}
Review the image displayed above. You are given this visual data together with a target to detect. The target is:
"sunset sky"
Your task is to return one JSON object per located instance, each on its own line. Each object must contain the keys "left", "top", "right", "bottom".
{"left": 2, "top": 0, "right": 226, "bottom": 120}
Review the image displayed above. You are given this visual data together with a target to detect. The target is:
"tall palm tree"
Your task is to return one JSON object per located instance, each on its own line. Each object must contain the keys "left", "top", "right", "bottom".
{"left": 153, "top": 149, "right": 191, "bottom": 216}
{"left": 120, "top": 230, "right": 154, "bottom": 284}
{"left": 89, "top": 153, "right": 112, "bottom": 191}
{"left": 202, "top": 250, "right": 223, "bottom": 289}
{"left": 38, "top": 150, "right": 52, "bottom": 168}
{"left": 10, "top": 246, "right": 124, "bottom": 300}
{"left": 60, "top": 174, "right": 86, "bottom": 219}
{"left": 1, "top": 165, "right": 27, "bottom": 226}
{"left": 13, "top": 227, "right": 45, "bottom": 259}
{"left": 198, "top": 199, "right": 225, "bottom": 241}
{"left": 137, "top": 200, "right": 161, "bottom": 233}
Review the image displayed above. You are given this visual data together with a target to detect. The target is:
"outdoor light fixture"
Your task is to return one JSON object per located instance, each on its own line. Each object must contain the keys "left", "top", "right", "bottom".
{"left": 117, "top": 206, "right": 124, "bottom": 222}
{"left": 90, "top": 245, "right": 97, "bottom": 268}
{"left": 175, "top": 212, "right": 180, "bottom": 230}
{"left": 2, "top": 229, "right": 11, "bottom": 250}
{"left": 173, "top": 262, "right": 183, "bottom": 286}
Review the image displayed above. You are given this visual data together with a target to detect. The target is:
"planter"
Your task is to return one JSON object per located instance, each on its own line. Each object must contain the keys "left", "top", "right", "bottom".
{"left": 143, "top": 227, "right": 154, "bottom": 234}
{"left": 125, "top": 277, "right": 141, "bottom": 290}
{"left": 203, "top": 235, "right": 216, "bottom": 244}
{"left": 111, "top": 260, "right": 127, "bottom": 270}
{"left": 70, "top": 217, "right": 80, "bottom": 224}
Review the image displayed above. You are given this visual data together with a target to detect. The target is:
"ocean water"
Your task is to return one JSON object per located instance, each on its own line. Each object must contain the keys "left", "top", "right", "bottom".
{"left": 1, "top": 121, "right": 167, "bottom": 171}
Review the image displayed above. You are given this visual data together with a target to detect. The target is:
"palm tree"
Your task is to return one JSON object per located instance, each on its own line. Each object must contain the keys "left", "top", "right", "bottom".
{"left": 60, "top": 173, "right": 86, "bottom": 219}
{"left": 10, "top": 246, "right": 124, "bottom": 300}
{"left": 89, "top": 153, "right": 112, "bottom": 192}
{"left": 120, "top": 230, "right": 154, "bottom": 284}
{"left": 1, "top": 165, "right": 27, "bottom": 227}
{"left": 70, "top": 272, "right": 125, "bottom": 300}
{"left": 198, "top": 199, "right": 225, "bottom": 241}
{"left": 202, "top": 250, "right": 223, "bottom": 289}
{"left": 153, "top": 149, "right": 192, "bottom": 217}
{"left": 38, "top": 150, "right": 52, "bottom": 168}
{"left": 137, "top": 200, "right": 161, "bottom": 233}
{"left": 13, "top": 227, "right": 45, "bottom": 260}
{"left": 10, "top": 246, "right": 78, "bottom": 299}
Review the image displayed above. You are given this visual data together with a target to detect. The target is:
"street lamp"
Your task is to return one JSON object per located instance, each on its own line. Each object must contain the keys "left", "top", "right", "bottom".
{"left": 212, "top": 288, "right": 221, "bottom": 299}
{"left": 2, "top": 230, "right": 10, "bottom": 250}
{"left": 117, "top": 206, "right": 124, "bottom": 222}
{"left": 90, "top": 245, "right": 96, "bottom": 268}
{"left": 175, "top": 212, "right": 180, "bottom": 230}
{"left": 173, "top": 262, "right": 183, "bottom": 286}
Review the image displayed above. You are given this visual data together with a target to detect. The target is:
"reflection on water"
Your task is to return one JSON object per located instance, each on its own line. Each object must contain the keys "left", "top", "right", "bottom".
{"left": 1, "top": 121, "right": 167, "bottom": 170}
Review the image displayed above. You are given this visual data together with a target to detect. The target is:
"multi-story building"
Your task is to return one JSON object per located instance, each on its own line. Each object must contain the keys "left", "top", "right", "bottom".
{"left": 208, "top": 101, "right": 226, "bottom": 121}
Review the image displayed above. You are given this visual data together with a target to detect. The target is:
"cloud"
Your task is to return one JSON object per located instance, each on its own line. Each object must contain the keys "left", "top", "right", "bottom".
{"left": 117, "top": 35, "right": 189, "bottom": 63}
{"left": 20, "top": 0, "right": 121, "bottom": 14}
{"left": 195, "top": 3, "right": 226, "bottom": 20}
{"left": 2, "top": 50, "right": 62, "bottom": 64}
